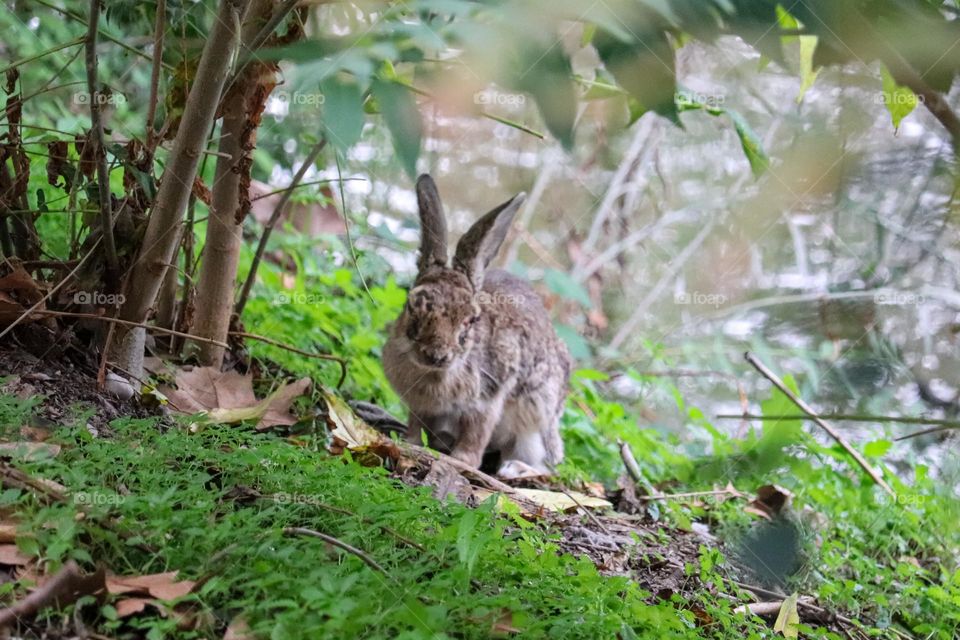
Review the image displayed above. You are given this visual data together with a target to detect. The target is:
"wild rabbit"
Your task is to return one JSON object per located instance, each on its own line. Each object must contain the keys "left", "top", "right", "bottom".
{"left": 383, "top": 174, "right": 570, "bottom": 479}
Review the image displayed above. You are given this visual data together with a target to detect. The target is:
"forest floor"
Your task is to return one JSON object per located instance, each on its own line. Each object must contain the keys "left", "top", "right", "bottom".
{"left": 1, "top": 335, "right": 950, "bottom": 640}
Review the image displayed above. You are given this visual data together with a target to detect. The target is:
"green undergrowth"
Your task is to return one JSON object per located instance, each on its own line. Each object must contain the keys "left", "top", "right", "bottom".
{"left": 0, "top": 392, "right": 775, "bottom": 639}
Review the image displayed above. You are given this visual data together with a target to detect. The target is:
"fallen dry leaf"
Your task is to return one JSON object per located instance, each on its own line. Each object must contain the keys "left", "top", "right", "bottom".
{"left": 323, "top": 391, "right": 382, "bottom": 452}
{"left": 224, "top": 616, "right": 254, "bottom": 640}
{"left": 115, "top": 597, "right": 152, "bottom": 618}
{"left": 773, "top": 593, "right": 800, "bottom": 638}
{"left": 0, "top": 544, "right": 31, "bottom": 565}
{"left": 159, "top": 367, "right": 311, "bottom": 429}
{"left": 0, "top": 441, "right": 61, "bottom": 461}
{"left": 474, "top": 488, "right": 612, "bottom": 515}
{"left": 0, "top": 522, "right": 17, "bottom": 543}
{"left": 106, "top": 571, "right": 195, "bottom": 601}
{"left": 746, "top": 484, "right": 794, "bottom": 520}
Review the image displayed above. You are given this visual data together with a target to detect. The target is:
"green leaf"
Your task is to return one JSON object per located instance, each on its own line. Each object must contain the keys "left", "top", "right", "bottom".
{"left": 543, "top": 268, "right": 591, "bottom": 307}
{"left": 595, "top": 23, "right": 678, "bottom": 123}
{"left": 776, "top": 5, "right": 819, "bottom": 102}
{"left": 370, "top": 78, "right": 422, "bottom": 178}
{"left": 880, "top": 64, "right": 918, "bottom": 131}
{"left": 864, "top": 439, "right": 892, "bottom": 458}
{"left": 725, "top": 109, "right": 770, "bottom": 177}
{"left": 510, "top": 46, "right": 577, "bottom": 149}
{"left": 320, "top": 75, "right": 365, "bottom": 151}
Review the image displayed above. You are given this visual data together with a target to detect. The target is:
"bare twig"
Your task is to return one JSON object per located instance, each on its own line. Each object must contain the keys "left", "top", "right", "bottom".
{"left": 29, "top": 309, "right": 230, "bottom": 348}
{"left": 0, "top": 238, "right": 102, "bottom": 341}
{"left": 145, "top": 0, "right": 167, "bottom": 149}
{"left": 618, "top": 440, "right": 645, "bottom": 485}
{"left": 85, "top": 0, "right": 118, "bottom": 285}
{"left": 235, "top": 138, "right": 327, "bottom": 316}
{"left": 560, "top": 490, "right": 611, "bottom": 533}
{"left": 283, "top": 527, "right": 391, "bottom": 577}
{"left": 229, "top": 330, "right": 347, "bottom": 388}
{"left": 743, "top": 352, "right": 895, "bottom": 497}
{"left": 0, "top": 561, "right": 105, "bottom": 628}
{"left": 718, "top": 413, "right": 960, "bottom": 429}
{"left": 895, "top": 425, "right": 958, "bottom": 441}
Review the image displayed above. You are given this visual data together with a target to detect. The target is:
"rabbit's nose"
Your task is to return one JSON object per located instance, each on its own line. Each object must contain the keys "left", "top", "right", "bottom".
{"left": 422, "top": 351, "right": 450, "bottom": 367}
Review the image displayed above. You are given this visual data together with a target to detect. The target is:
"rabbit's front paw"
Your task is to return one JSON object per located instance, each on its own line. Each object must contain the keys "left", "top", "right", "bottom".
{"left": 497, "top": 459, "right": 547, "bottom": 480}
{"left": 450, "top": 447, "right": 483, "bottom": 469}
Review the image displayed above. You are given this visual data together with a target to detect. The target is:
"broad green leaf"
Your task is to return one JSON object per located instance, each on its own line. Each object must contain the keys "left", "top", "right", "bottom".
{"left": 864, "top": 439, "right": 893, "bottom": 457}
{"left": 319, "top": 75, "right": 365, "bottom": 151}
{"left": 880, "top": 64, "right": 918, "bottom": 131}
{"left": 510, "top": 45, "right": 577, "bottom": 149}
{"left": 595, "top": 23, "right": 678, "bottom": 123}
{"left": 371, "top": 78, "right": 422, "bottom": 178}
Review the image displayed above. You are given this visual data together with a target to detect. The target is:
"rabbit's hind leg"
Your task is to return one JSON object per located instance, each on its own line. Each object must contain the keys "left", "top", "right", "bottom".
{"left": 495, "top": 399, "right": 552, "bottom": 478}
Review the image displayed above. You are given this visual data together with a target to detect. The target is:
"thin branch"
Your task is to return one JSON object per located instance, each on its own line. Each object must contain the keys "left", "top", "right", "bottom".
{"left": 717, "top": 413, "right": 960, "bottom": 428}
{"left": 30, "top": 309, "right": 230, "bottom": 348}
{"left": 743, "top": 352, "right": 895, "bottom": 497}
{"left": 229, "top": 330, "right": 347, "bottom": 388}
{"left": 0, "top": 237, "right": 102, "bottom": 341}
{"left": 235, "top": 138, "right": 327, "bottom": 316}
{"left": 145, "top": 0, "right": 167, "bottom": 149}
{"left": 33, "top": 0, "right": 173, "bottom": 69}
{"left": 895, "top": 425, "right": 958, "bottom": 441}
{"left": 0, "top": 38, "right": 85, "bottom": 77}
{"left": 0, "top": 561, "right": 104, "bottom": 628}
{"left": 250, "top": 177, "right": 364, "bottom": 201}
{"left": 85, "top": 0, "right": 118, "bottom": 285}
{"left": 283, "top": 527, "right": 391, "bottom": 577}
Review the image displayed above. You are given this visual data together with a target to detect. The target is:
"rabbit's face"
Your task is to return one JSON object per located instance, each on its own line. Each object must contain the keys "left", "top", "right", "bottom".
{"left": 400, "top": 275, "right": 482, "bottom": 370}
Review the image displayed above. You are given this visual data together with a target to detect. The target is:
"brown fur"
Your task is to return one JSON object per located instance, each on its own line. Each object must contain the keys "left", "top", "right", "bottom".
{"left": 382, "top": 175, "right": 570, "bottom": 477}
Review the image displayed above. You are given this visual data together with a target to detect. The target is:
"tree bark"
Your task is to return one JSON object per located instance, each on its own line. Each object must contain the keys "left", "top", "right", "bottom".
{"left": 111, "top": 0, "right": 249, "bottom": 383}
{"left": 190, "top": 0, "right": 276, "bottom": 367}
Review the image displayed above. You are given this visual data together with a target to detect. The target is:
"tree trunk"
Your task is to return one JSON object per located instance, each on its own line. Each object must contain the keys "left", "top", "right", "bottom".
{"left": 111, "top": 0, "right": 249, "bottom": 384}
{"left": 190, "top": 0, "right": 275, "bottom": 367}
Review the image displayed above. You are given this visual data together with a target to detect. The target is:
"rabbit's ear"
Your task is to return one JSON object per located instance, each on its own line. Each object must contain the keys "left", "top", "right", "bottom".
{"left": 453, "top": 192, "right": 526, "bottom": 289}
{"left": 416, "top": 174, "right": 448, "bottom": 274}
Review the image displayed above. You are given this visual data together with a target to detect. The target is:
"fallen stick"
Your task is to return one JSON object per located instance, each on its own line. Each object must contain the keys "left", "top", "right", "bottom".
{"left": 27, "top": 309, "right": 229, "bottom": 348}
{"left": 0, "top": 561, "right": 105, "bottom": 628}
{"left": 283, "top": 527, "right": 390, "bottom": 577}
{"left": 744, "top": 352, "right": 895, "bottom": 498}
{"left": 229, "top": 331, "right": 347, "bottom": 388}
